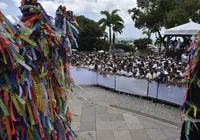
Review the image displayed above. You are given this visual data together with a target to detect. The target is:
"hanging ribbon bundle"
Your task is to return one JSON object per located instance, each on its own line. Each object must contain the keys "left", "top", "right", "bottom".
{"left": 55, "top": 5, "right": 79, "bottom": 50}
{"left": 181, "top": 32, "right": 200, "bottom": 140}
{"left": 0, "top": 0, "right": 79, "bottom": 139}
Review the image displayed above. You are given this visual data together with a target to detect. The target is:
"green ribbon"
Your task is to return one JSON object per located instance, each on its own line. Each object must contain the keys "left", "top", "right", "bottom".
{"left": 0, "top": 98, "right": 9, "bottom": 117}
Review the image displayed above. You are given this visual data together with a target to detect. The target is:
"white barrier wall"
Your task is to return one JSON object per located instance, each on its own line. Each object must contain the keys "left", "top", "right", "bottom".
{"left": 97, "top": 74, "right": 115, "bottom": 89}
{"left": 148, "top": 81, "right": 158, "bottom": 98}
{"left": 115, "top": 76, "right": 148, "bottom": 96}
{"left": 70, "top": 67, "right": 185, "bottom": 106}
{"left": 70, "top": 67, "right": 97, "bottom": 85}
{"left": 158, "top": 84, "right": 185, "bottom": 105}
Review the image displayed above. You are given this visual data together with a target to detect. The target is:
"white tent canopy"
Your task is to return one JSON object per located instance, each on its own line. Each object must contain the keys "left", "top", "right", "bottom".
{"left": 165, "top": 21, "right": 200, "bottom": 36}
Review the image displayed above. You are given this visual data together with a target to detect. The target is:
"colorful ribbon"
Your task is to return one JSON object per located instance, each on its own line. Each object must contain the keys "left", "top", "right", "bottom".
{"left": 0, "top": 0, "right": 79, "bottom": 139}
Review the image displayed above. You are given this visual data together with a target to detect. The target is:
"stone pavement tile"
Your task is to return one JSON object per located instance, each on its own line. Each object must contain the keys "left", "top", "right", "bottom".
{"left": 158, "top": 121, "right": 178, "bottom": 129}
{"left": 82, "top": 102, "right": 95, "bottom": 109}
{"left": 71, "top": 108, "right": 82, "bottom": 115}
{"left": 71, "top": 99, "right": 82, "bottom": 106}
{"left": 97, "top": 131, "right": 115, "bottom": 140}
{"left": 108, "top": 108, "right": 121, "bottom": 114}
{"left": 96, "top": 121, "right": 112, "bottom": 130}
{"left": 113, "top": 130, "right": 132, "bottom": 140}
{"left": 78, "top": 131, "right": 96, "bottom": 140}
{"left": 81, "top": 114, "right": 95, "bottom": 122}
{"left": 111, "top": 121, "right": 128, "bottom": 130}
{"left": 109, "top": 113, "right": 125, "bottom": 121}
{"left": 72, "top": 114, "right": 81, "bottom": 122}
{"left": 139, "top": 117, "right": 160, "bottom": 129}
{"left": 162, "top": 128, "right": 180, "bottom": 139}
{"left": 96, "top": 113, "right": 110, "bottom": 121}
{"left": 146, "top": 128, "right": 168, "bottom": 140}
{"left": 95, "top": 105, "right": 108, "bottom": 114}
{"left": 123, "top": 113, "right": 144, "bottom": 129}
{"left": 71, "top": 104, "right": 82, "bottom": 110}
{"left": 80, "top": 122, "right": 96, "bottom": 131}
{"left": 130, "top": 129, "right": 151, "bottom": 140}
{"left": 71, "top": 122, "right": 80, "bottom": 131}
{"left": 82, "top": 107, "right": 95, "bottom": 115}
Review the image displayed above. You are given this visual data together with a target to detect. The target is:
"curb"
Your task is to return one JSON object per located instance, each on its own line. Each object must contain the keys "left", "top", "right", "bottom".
{"left": 109, "top": 104, "right": 179, "bottom": 127}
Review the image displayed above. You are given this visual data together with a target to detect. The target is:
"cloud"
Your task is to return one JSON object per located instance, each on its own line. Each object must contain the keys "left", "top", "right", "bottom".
{"left": 12, "top": 0, "right": 21, "bottom": 6}
{"left": 38, "top": 0, "right": 139, "bottom": 38}
{"left": 38, "top": 0, "right": 136, "bottom": 23}
{"left": 0, "top": 2, "right": 8, "bottom": 9}
{"left": 12, "top": 0, "right": 137, "bottom": 24}
{"left": 6, "top": 15, "right": 16, "bottom": 23}
{"left": 11, "top": 0, "right": 141, "bottom": 38}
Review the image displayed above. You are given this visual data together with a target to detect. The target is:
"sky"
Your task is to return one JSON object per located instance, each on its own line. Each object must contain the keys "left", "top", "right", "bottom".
{"left": 0, "top": 0, "right": 154, "bottom": 39}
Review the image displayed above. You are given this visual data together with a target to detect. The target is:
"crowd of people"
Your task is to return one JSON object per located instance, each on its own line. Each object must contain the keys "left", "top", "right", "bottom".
{"left": 71, "top": 51, "right": 189, "bottom": 86}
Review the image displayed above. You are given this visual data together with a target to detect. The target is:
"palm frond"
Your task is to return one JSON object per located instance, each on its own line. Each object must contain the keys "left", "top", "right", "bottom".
{"left": 111, "top": 9, "right": 120, "bottom": 16}
{"left": 112, "top": 15, "right": 124, "bottom": 23}
{"left": 98, "top": 18, "right": 110, "bottom": 27}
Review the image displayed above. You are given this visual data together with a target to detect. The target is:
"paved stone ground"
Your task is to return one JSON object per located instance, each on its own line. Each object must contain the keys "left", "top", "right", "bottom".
{"left": 71, "top": 89, "right": 181, "bottom": 140}
{"left": 74, "top": 86, "right": 181, "bottom": 124}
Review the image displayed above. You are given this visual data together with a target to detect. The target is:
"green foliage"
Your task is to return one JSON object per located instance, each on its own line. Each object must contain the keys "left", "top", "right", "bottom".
{"left": 99, "top": 9, "right": 124, "bottom": 50}
{"left": 142, "top": 29, "right": 152, "bottom": 39}
{"left": 134, "top": 38, "right": 152, "bottom": 50}
{"left": 128, "top": 0, "right": 200, "bottom": 50}
{"left": 115, "top": 44, "right": 135, "bottom": 52}
{"left": 76, "top": 15, "right": 108, "bottom": 51}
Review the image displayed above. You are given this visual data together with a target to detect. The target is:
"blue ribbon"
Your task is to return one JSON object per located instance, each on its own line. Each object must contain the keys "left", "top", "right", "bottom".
{"left": 2, "top": 14, "right": 18, "bottom": 34}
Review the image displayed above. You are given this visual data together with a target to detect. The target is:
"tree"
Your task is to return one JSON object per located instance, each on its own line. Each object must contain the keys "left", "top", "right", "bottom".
{"left": 103, "top": 31, "right": 108, "bottom": 41}
{"left": 128, "top": 0, "right": 200, "bottom": 51}
{"left": 76, "top": 15, "right": 108, "bottom": 51}
{"left": 99, "top": 9, "right": 124, "bottom": 50}
{"left": 112, "top": 23, "right": 124, "bottom": 48}
{"left": 134, "top": 38, "right": 152, "bottom": 50}
{"left": 142, "top": 29, "right": 152, "bottom": 39}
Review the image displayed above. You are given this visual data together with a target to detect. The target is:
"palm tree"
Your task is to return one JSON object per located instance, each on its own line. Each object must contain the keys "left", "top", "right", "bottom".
{"left": 99, "top": 9, "right": 124, "bottom": 50}
{"left": 142, "top": 29, "right": 152, "bottom": 39}
{"left": 103, "top": 31, "right": 108, "bottom": 41}
{"left": 112, "top": 23, "right": 124, "bottom": 48}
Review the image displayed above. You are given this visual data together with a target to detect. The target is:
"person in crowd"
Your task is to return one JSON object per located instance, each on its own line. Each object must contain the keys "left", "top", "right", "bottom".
{"left": 177, "top": 39, "right": 182, "bottom": 50}
{"left": 146, "top": 70, "right": 153, "bottom": 81}
{"left": 71, "top": 51, "right": 188, "bottom": 86}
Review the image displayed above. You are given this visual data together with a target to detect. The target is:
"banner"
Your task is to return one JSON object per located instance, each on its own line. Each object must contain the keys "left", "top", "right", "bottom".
{"left": 115, "top": 76, "right": 148, "bottom": 96}
{"left": 97, "top": 74, "right": 115, "bottom": 89}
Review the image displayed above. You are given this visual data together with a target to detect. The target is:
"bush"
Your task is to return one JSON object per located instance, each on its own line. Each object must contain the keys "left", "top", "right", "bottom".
{"left": 115, "top": 44, "right": 135, "bottom": 52}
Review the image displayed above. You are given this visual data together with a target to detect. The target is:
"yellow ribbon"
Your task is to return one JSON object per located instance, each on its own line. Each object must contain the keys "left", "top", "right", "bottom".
{"left": 27, "top": 102, "right": 35, "bottom": 125}
{"left": 0, "top": 43, "right": 7, "bottom": 64}
{"left": 19, "top": 34, "right": 36, "bottom": 46}
{"left": 15, "top": 94, "right": 26, "bottom": 105}
{"left": 8, "top": 89, "right": 23, "bottom": 116}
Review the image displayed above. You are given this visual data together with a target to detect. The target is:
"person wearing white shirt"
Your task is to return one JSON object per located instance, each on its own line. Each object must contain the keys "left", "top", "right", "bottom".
{"left": 117, "top": 70, "right": 121, "bottom": 75}
{"left": 120, "top": 70, "right": 125, "bottom": 75}
{"left": 153, "top": 71, "right": 157, "bottom": 79}
{"left": 153, "top": 63, "right": 157, "bottom": 69}
{"left": 89, "top": 63, "right": 95, "bottom": 70}
{"left": 135, "top": 70, "right": 140, "bottom": 77}
{"left": 146, "top": 71, "right": 153, "bottom": 80}
{"left": 126, "top": 70, "right": 133, "bottom": 77}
